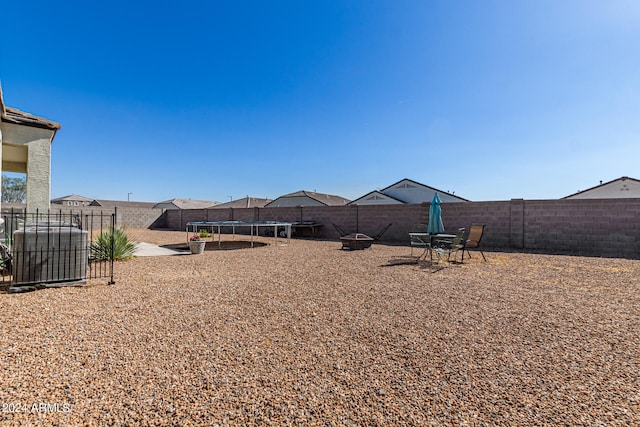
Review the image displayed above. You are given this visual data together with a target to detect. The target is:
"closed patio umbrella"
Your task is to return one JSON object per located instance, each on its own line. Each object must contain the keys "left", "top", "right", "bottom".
{"left": 427, "top": 193, "right": 445, "bottom": 235}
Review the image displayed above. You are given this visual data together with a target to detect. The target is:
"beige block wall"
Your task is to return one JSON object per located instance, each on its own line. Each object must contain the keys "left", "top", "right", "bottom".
{"left": 163, "top": 199, "right": 640, "bottom": 259}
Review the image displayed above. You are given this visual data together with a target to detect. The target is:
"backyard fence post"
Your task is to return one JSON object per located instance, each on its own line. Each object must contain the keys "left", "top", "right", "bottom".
{"left": 109, "top": 210, "right": 116, "bottom": 284}
{"left": 509, "top": 199, "right": 525, "bottom": 249}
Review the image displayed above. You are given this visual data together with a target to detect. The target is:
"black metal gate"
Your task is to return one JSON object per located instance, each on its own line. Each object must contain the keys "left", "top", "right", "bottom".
{"left": 1, "top": 209, "right": 115, "bottom": 288}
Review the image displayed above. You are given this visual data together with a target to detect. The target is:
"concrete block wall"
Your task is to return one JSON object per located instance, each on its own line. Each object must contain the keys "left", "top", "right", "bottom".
{"left": 442, "top": 201, "right": 512, "bottom": 248}
{"left": 115, "top": 207, "right": 165, "bottom": 229}
{"left": 166, "top": 204, "right": 447, "bottom": 241}
{"left": 522, "top": 199, "right": 640, "bottom": 258}
{"left": 141, "top": 199, "right": 640, "bottom": 259}
{"left": 2, "top": 204, "right": 164, "bottom": 231}
{"left": 356, "top": 204, "right": 423, "bottom": 241}
{"left": 158, "top": 198, "right": 640, "bottom": 258}
{"left": 290, "top": 206, "right": 356, "bottom": 239}
{"left": 6, "top": 197, "right": 637, "bottom": 258}
{"left": 256, "top": 206, "right": 301, "bottom": 223}
{"left": 257, "top": 206, "right": 354, "bottom": 238}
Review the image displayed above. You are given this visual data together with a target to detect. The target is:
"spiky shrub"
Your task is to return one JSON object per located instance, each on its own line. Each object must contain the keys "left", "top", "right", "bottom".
{"left": 90, "top": 226, "right": 136, "bottom": 261}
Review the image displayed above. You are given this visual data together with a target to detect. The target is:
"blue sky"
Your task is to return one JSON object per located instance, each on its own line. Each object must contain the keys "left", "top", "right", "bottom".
{"left": 2, "top": 0, "right": 639, "bottom": 203}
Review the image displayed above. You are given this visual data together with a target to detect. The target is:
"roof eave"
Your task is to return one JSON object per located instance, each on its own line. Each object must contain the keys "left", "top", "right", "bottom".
{"left": 1, "top": 107, "right": 62, "bottom": 131}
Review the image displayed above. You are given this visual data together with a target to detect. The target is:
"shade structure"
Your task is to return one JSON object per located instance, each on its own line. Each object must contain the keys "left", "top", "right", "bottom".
{"left": 427, "top": 193, "right": 445, "bottom": 234}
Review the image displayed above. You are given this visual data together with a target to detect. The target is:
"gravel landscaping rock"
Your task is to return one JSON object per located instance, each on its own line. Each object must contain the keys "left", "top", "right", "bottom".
{"left": 1, "top": 229, "right": 639, "bottom": 426}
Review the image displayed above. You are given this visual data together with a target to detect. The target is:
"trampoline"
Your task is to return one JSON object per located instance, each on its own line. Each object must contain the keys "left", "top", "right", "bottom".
{"left": 186, "top": 221, "right": 292, "bottom": 248}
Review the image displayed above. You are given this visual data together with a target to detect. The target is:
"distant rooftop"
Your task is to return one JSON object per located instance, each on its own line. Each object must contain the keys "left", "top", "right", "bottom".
{"left": 562, "top": 176, "right": 640, "bottom": 199}
{"left": 154, "top": 198, "right": 220, "bottom": 210}
{"left": 210, "top": 197, "right": 272, "bottom": 209}
{"left": 51, "top": 194, "right": 94, "bottom": 203}
{"left": 90, "top": 199, "right": 158, "bottom": 209}
{"left": 266, "top": 190, "right": 350, "bottom": 207}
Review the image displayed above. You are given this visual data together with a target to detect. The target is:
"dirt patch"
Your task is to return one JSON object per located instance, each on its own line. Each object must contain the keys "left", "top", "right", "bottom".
{"left": 2, "top": 228, "right": 639, "bottom": 426}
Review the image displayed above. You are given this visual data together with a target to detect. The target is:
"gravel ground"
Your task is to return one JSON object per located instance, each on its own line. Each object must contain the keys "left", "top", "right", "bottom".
{"left": 1, "top": 229, "right": 639, "bottom": 426}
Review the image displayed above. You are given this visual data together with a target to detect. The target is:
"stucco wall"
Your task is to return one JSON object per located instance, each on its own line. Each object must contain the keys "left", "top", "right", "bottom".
{"left": 384, "top": 186, "right": 463, "bottom": 204}
{"left": 1, "top": 122, "right": 56, "bottom": 213}
{"left": 26, "top": 138, "right": 51, "bottom": 213}
{"left": 567, "top": 180, "right": 640, "bottom": 199}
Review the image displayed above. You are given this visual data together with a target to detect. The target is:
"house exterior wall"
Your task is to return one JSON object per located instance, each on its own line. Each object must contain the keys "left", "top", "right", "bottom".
{"left": 52, "top": 196, "right": 93, "bottom": 206}
{"left": 384, "top": 185, "right": 463, "bottom": 203}
{"left": 566, "top": 179, "right": 640, "bottom": 199}
{"left": 163, "top": 198, "right": 640, "bottom": 259}
{"left": 1, "top": 122, "right": 32, "bottom": 172}
{"left": 0, "top": 122, "right": 56, "bottom": 213}
{"left": 26, "top": 138, "right": 51, "bottom": 213}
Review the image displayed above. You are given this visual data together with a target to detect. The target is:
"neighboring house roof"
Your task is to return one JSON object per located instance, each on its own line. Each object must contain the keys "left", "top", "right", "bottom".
{"left": 51, "top": 194, "right": 94, "bottom": 204}
{"left": 51, "top": 196, "right": 157, "bottom": 209}
{"left": 90, "top": 200, "right": 158, "bottom": 209}
{"left": 349, "top": 190, "right": 406, "bottom": 205}
{"left": 210, "top": 197, "right": 272, "bottom": 209}
{"left": 563, "top": 176, "right": 640, "bottom": 199}
{"left": 153, "top": 198, "right": 220, "bottom": 209}
{"left": 350, "top": 178, "right": 468, "bottom": 205}
{"left": 0, "top": 86, "right": 61, "bottom": 131}
{"left": 265, "top": 190, "right": 351, "bottom": 207}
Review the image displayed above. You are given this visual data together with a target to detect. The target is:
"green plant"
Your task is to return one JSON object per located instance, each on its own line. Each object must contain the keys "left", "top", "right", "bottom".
{"left": 1, "top": 174, "right": 27, "bottom": 203}
{"left": 90, "top": 226, "right": 136, "bottom": 261}
{"left": 0, "top": 242, "right": 11, "bottom": 273}
{"left": 198, "top": 229, "right": 212, "bottom": 238}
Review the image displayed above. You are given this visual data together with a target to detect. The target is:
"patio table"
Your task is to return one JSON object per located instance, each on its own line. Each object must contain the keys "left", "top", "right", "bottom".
{"left": 409, "top": 232, "right": 456, "bottom": 260}
{"left": 291, "top": 222, "right": 323, "bottom": 238}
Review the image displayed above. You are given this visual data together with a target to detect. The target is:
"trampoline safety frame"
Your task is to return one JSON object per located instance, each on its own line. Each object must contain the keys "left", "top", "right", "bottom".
{"left": 186, "top": 221, "right": 292, "bottom": 248}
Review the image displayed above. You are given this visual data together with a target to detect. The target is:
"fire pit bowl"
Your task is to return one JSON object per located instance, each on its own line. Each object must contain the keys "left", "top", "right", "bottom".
{"left": 340, "top": 233, "right": 374, "bottom": 250}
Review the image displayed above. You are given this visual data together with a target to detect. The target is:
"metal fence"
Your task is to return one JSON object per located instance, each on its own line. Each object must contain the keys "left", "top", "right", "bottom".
{"left": 0, "top": 209, "right": 115, "bottom": 287}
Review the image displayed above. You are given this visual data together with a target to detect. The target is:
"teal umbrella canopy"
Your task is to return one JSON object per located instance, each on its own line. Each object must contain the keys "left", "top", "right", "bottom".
{"left": 427, "top": 193, "right": 445, "bottom": 234}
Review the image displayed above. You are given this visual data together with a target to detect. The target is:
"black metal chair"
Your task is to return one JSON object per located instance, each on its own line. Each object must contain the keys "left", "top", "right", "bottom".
{"left": 409, "top": 224, "right": 429, "bottom": 258}
{"left": 432, "top": 228, "right": 466, "bottom": 263}
{"left": 410, "top": 233, "right": 433, "bottom": 260}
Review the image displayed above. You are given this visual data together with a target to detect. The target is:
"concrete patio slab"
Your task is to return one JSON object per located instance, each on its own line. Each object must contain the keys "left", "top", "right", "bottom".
{"left": 134, "top": 242, "right": 187, "bottom": 257}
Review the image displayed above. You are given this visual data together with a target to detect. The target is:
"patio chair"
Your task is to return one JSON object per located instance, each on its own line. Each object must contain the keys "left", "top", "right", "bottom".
{"left": 432, "top": 228, "right": 466, "bottom": 263}
{"left": 410, "top": 232, "right": 433, "bottom": 260}
{"left": 373, "top": 223, "right": 393, "bottom": 241}
{"left": 461, "top": 224, "right": 486, "bottom": 261}
{"left": 332, "top": 223, "right": 348, "bottom": 237}
{"left": 409, "top": 224, "right": 429, "bottom": 258}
